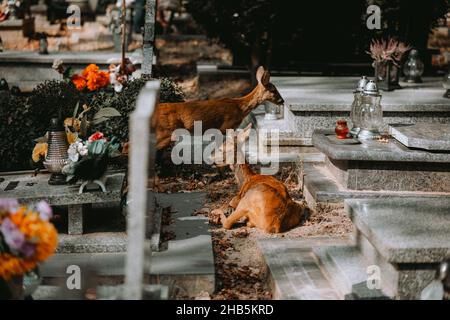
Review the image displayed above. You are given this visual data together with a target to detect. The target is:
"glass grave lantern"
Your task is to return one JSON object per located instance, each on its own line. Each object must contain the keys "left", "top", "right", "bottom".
{"left": 264, "top": 101, "right": 283, "bottom": 120}
{"left": 357, "top": 80, "right": 383, "bottom": 140}
{"left": 403, "top": 49, "right": 424, "bottom": 83}
{"left": 350, "top": 76, "right": 369, "bottom": 137}
{"left": 43, "top": 118, "right": 69, "bottom": 185}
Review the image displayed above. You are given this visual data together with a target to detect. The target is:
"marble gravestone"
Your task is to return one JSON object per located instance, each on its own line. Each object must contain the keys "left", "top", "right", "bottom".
{"left": 389, "top": 123, "right": 450, "bottom": 151}
{"left": 312, "top": 129, "right": 450, "bottom": 192}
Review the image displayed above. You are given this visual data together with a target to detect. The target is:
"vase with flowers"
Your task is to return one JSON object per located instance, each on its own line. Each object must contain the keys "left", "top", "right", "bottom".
{"left": 368, "top": 38, "right": 411, "bottom": 91}
{"left": 62, "top": 132, "right": 120, "bottom": 193}
{"left": 0, "top": 199, "right": 58, "bottom": 299}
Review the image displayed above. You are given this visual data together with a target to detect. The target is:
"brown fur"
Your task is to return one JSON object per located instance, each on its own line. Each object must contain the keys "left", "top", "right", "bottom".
{"left": 150, "top": 67, "right": 284, "bottom": 150}
{"left": 211, "top": 126, "right": 304, "bottom": 234}
{"left": 221, "top": 164, "right": 304, "bottom": 233}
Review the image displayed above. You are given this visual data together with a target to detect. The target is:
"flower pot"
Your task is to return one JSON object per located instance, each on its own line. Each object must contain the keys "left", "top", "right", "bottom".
{"left": 374, "top": 60, "right": 401, "bottom": 91}
{"left": 0, "top": 268, "right": 42, "bottom": 300}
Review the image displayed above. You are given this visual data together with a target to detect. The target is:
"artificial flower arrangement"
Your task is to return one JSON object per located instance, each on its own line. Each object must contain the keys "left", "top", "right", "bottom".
{"left": 0, "top": 199, "right": 58, "bottom": 281}
{"left": 367, "top": 37, "right": 411, "bottom": 67}
{"left": 32, "top": 103, "right": 121, "bottom": 165}
{"left": 62, "top": 132, "right": 120, "bottom": 183}
{"left": 53, "top": 60, "right": 136, "bottom": 94}
{"left": 71, "top": 64, "right": 110, "bottom": 92}
{"left": 367, "top": 37, "right": 411, "bottom": 90}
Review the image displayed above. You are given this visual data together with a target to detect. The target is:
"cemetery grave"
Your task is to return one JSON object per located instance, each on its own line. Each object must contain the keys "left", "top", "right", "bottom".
{"left": 1, "top": 0, "right": 449, "bottom": 303}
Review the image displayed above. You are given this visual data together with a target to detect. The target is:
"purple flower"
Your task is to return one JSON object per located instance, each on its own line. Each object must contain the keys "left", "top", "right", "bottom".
{"left": 0, "top": 218, "right": 25, "bottom": 251}
{"left": 35, "top": 201, "right": 53, "bottom": 221}
{"left": 20, "top": 242, "right": 36, "bottom": 259}
{"left": 0, "top": 198, "right": 19, "bottom": 213}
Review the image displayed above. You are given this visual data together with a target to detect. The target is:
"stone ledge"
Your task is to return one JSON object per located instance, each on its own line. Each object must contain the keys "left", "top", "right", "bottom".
{"left": 302, "top": 163, "right": 450, "bottom": 208}
{"left": 56, "top": 233, "right": 128, "bottom": 254}
{"left": 259, "top": 238, "right": 350, "bottom": 300}
{"left": 313, "top": 130, "right": 450, "bottom": 163}
{"left": 271, "top": 77, "right": 450, "bottom": 113}
{"left": 0, "top": 51, "right": 143, "bottom": 65}
{"left": 389, "top": 123, "right": 450, "bottom": 151}
{"left": 314, "top": 245, "right": 390, "bottom": 299}
{"left": 345, "top": 198, "right": 450, "bottom": 264}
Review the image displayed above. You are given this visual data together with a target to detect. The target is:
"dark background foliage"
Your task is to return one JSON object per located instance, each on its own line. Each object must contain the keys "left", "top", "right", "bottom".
{"left": 186, "top": 0, "right": 448, "bottom": 78}
{"left": 0, "top": 78, "right": 184, "bottom": 172}
{"left": 90, "top": 77, "right": 184, "bottom": 143}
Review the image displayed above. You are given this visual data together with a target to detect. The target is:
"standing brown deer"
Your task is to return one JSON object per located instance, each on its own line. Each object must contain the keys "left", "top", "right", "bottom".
{"left": 150, "top": 66, "right": 284, "bottom": 151}
{"left": 210, "top": 125, "right": 305, "bottom": 234}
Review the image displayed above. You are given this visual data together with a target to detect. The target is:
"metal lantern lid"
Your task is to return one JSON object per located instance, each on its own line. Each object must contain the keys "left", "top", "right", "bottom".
{"left": 356, "top": 76, "right": 369, "bottom": 92}
{"left": 409, "top": 49, "right": 419, "bottom": 58}
{"left": 363, "top": 80, "right": 380, "bottom": 96}
{"left": 49, "top": 117, "right": 65, "bottom": 132}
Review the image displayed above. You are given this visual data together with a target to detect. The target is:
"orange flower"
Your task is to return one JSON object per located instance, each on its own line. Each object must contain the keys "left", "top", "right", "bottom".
{"left": 81, "top": 64, "right": 100, "bottom": 78}
{"left": 86, "top": 70, "right": 110, "bottom": 91}
{"left": 0, "top": 207, "right": 58, "bottom": 280}
{"left": 64, "top": 117, "right": 81, "bottom": 132}
{"left": 72, "top": 64, "right": 110, "bottom": 91}
{"left": 32, "top": 142, "right": 48, "bottom": 163}
{"left": 0, "top": 253, "right": 33, "bottom": 281}
{"left": 71, "top": 74, "right": 87, "bottom": 91}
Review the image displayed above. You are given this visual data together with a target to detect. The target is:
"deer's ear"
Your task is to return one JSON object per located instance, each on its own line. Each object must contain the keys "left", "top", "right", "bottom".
{"left": 256, "top": 66, "right": 269, "bottom": 85}
{"left": 256, "top": 67, "right": 270, "bottom": 85}
{"left": 261, "top": 70, "right": 270, "bottom": 85}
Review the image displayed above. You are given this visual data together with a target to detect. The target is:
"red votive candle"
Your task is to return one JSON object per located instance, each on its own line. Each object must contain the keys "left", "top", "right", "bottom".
{"left": 335, "top": 119, "right": 349, "bottom": 139}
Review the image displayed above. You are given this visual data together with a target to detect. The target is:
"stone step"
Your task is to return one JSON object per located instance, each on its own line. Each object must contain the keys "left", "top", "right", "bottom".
{"left": 32, "top": 284, "right": 169, "bottom": 300}
{"left": 345, "top": 197, "right": 450, "bottom": 299}
{"left": 258, "top": 238, "right": 349, "bottom": 300}
{"left": 314, "top": 245, "right": 389, "bottom": 299}
{"left": 247, "top": 145, "right": 325, "bottom": 164}
{"left": 358, "top": 234, "right": 398, "bottom": 297}
{"left": 302, "top": 163, "right": 450, "bottom": 209}
{"left": 57, "top": 232, "right": 128, "bottom": 254}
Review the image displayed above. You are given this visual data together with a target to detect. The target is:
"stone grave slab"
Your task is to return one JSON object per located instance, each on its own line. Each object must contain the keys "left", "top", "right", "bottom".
{"left": 40, "top": 192, "right": 215, "bottom": 297}
{"left": 344, "top": 197, "right": 450, "bottom": 299}
{"left": 270, "top": 76, "right": 450, "bottom": 145}
{"left": 312, "top": 129, "right": 450, "bottom": 192}
{"left": 0, "top": 51, "right": 142, "bottom": 91}
{"left": 301, "top": 162, "right": 450, "bottom": 210}
{"left": 258, "top": 237, "right": 351, "bottom": 300}
{"left": 346, "top": 198, "right": 450, "bottom": 264}
{"left": 0, "top": 170, "right": 125, "bottom": 238}
{"left": 389, "top": 123, "right": 450, "bottom": 151}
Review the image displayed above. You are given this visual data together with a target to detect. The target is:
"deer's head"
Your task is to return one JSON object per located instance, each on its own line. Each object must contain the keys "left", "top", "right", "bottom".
{"left": 255, "top": 67, "right": 284, "bottom": 106}
{"left": 209, "top": 124, "right": 252, "bottom": 171}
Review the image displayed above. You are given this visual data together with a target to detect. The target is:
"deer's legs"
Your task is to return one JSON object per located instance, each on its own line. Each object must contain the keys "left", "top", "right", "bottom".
{"left": 221, "top": 209, "right": 248, "bottom": 230}
{"left": 229, "top": 196, "right": 241, "bottom": 208}
{"left": 246, "top": 221, "right": 255, "bottom": 228}
{"left": 156, "top": 136, "right": 172, "bottom": 151}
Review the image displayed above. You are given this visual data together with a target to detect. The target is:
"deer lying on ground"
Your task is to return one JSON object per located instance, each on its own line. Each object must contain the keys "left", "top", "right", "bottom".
{"left": 150, "top": 66, "right": 284, "bottom": 151}
{"left": 210, "top": 125, "right": 305, "bottom": 233}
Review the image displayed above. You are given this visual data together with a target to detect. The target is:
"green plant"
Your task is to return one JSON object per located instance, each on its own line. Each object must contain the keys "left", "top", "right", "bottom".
{"left": 90, "top": 77, "right": 184, "bottom": 143}
{"left": 0, "top": 81, "right": 84, "bottom": 172}
{"left": 27, "top": 80, "right": 84, "bottom": 135}
{"left": 62, "top": 134, "right": 121, "bottom": 182}
{"left": 0, "top": 77, "right": 184, "bottom": 172}
{"left": 0, "top": 92, "right": 33, "bottom": 171}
